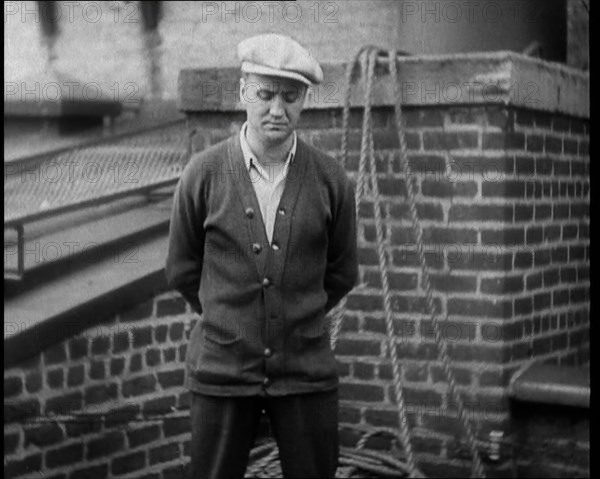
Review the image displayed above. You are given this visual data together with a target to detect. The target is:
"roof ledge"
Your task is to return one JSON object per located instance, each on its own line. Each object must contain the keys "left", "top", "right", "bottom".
{"left": 178, "top": 51, "right": 589, "bottom": 118}
{"left": 509, "top": 362, "right": 590, "bottom": 408}
{"left": 4, "top": 199, "right": 173, "bottom": 368}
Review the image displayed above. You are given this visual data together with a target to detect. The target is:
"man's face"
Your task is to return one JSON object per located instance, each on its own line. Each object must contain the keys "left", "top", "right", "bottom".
{"left": 240, "top": 73, "right": 307, "bottom": 146}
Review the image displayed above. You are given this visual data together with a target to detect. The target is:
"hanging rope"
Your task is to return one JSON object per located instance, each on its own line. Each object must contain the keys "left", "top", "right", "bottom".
{"left": 331, "top": 47, "right": 487, "bottom": 478}
{"left": 386, "top": 48, "right": 486, "bottom": 478}
{"left": 366, "top": 48, "right": 418, "bottom": 478}
{"left": 329, "top": 46, "right": 421, "bottom": 479}
{"left": 330, "top": 44, "right": 376, "bottom": 351}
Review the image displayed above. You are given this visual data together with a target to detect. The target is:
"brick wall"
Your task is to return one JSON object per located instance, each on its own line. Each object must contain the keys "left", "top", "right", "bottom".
{"left": 5, "top": 99, "right": 589, "bottom": 477}
{"left": 5, "top": 292, "right": 195, "bottom": 478}
{"left": 185, "top": 104, "right": 590, "bottom": 476}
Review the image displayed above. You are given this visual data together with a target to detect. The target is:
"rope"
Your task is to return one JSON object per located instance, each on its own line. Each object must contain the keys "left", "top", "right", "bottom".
{"left": 331, "top": 46, "right": 487, "bottom": 478}
{"left": 362, "top": 47, "right": 419, "bottom": 478}
{"left": 330, "top": 46, "right": 420, "bottom": 479}
{"left": 387, "top": 48, "right": 486, "bottom": 478}
{"left": 330, "top": 45, "right": 377, "bottom": 350}
{"left": 245, "top": 426, "right": 423, "bottom": 478}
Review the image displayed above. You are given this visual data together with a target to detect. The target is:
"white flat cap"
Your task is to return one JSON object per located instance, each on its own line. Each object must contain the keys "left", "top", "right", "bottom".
{"left": 237, "top": 34, "right": 323, "bottom": 86}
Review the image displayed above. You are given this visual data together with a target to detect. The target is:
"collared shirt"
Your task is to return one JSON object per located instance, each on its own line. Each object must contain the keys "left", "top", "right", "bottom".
{"left": 239, "top": 122, "right": 297, "bottom": 244}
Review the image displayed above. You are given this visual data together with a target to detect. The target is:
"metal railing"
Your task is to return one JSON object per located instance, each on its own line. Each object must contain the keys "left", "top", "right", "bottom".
{"left": 4, "top": 120, "right": 190, "bottom": 280}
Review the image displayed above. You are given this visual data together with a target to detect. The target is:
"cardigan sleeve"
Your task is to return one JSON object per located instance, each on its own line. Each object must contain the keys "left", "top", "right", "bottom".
{"left": 323, "top": 172, "right": 359, "bottom": 315}
{"left": 165, "top": 169, "right": 206, "bottom": 316}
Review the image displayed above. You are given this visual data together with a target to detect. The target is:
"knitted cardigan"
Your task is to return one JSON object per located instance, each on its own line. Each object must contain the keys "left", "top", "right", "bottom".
{"left": 165, "top": 134, "right": 358, "bottom": 396}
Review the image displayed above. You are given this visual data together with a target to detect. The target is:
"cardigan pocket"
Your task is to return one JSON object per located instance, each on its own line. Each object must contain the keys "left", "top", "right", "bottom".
{"left": 203, "top": 326, "right": 240, "bottom": 345}
{"left": 186, "top": 320, "right": 243, "bottom": 384}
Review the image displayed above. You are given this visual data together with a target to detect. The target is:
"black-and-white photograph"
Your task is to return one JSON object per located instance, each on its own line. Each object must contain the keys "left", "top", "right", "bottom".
{"left": 5, "top": 1, "right": 589, "bottom": 478}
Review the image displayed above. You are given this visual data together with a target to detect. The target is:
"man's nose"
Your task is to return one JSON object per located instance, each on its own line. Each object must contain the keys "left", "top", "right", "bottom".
{"left": 269, "top": 94, "right": 285, "bottom": 117}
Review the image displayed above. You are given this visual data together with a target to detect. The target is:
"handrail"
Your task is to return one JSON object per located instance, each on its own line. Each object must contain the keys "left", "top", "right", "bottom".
{"left": 4, "top": 121, "right": 190, "bottom": 281}
{"left": 4, "top": 177, "right": 179, "bottom": 228}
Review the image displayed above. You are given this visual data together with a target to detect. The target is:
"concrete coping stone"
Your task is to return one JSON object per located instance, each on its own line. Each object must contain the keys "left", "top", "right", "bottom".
{"left": 509, "top": 362, "right": 590, "bottom": 409}
{"left": 178, "top": 51, "right": 589, "bottom": 118}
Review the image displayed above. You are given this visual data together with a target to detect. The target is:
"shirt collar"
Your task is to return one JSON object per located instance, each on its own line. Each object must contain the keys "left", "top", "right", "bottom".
{"left": 239, "top": 122, "right": 297, "bottom": 173}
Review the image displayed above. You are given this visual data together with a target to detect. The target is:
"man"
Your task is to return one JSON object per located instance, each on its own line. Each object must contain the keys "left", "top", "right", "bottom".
{"left": 166, "top": 33, "right": 358, "bottom": 479}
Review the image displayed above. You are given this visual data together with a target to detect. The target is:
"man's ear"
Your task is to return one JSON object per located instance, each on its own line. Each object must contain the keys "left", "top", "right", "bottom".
{"left": 302, "top": 85, "right": 309, "bottom": 106}
{"left": 239, "top": 78, "right": 246, "bottom": 104}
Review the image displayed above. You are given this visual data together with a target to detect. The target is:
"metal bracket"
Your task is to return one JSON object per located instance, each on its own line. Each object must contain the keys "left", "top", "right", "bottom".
{"left": 5, "top": 224, "right": 25, "bottom": 281}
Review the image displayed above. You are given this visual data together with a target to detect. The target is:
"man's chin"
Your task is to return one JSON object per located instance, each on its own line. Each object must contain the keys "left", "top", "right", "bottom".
{"left": 261, "top": 128, "right": 291, "bottom": 143}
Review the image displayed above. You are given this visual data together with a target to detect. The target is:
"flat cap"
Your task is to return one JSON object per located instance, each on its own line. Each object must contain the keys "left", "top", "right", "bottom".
{"left": 237, "top": 34, "right": 323, "bottom": 86}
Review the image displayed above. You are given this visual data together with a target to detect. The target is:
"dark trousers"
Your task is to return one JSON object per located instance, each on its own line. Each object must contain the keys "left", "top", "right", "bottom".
{"left": 189, "top": 388, "right": 339, "bottom": 479}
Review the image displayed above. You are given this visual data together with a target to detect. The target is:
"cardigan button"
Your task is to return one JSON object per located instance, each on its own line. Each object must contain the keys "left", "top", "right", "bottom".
{"left": 278, "top": 207, "right": 286, "bottom": 216}
{"left": 245, "top": 207, "right": 255, "bottom": 218}
{"left": 262, "top": 377, "right": 270, "bottom": 387}
{"left": 252, "top": 243, "right": 262, "bottom": 254}
{"left": 262, "top": 277, "right": 271, "bottom": 287}
{"left": 264, "top": 348, "right": 273, "bottom": 358}
{"left": 271, "top": 242, "right": 279, "bottom": 251}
